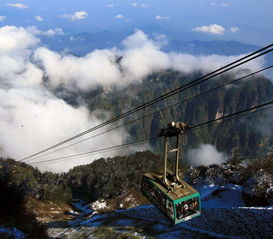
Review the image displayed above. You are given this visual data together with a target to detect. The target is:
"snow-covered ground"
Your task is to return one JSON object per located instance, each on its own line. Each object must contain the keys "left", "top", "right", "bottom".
{"left": 199, "top": 184, "right": 245, "bottom": 208}
{"left": 47, "top": 184, "right": 273, "bottom": 239}
{"left": 71, "top": 200, "right": 93, "bottom": 216}
{"left": 0, "top": 227, "right": 25, "bottom": 239}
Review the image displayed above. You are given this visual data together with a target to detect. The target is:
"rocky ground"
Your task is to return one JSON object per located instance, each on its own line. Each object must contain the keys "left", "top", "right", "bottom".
{"left": 45, "top": 154, "right": 273, "bottom": 239}
{"left": 1, "top": 151, "right": 273, "bottom": 238}
{"left": 46, "top": 184, "right": 273, "bottom": 239}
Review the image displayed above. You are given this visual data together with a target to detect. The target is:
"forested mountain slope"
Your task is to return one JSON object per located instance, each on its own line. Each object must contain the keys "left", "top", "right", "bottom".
{"left": 79, "top": 70, "right": 273, "bottom": 157}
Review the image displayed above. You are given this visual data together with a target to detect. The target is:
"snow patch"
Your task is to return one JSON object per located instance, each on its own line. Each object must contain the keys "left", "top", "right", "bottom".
{"left": 200, "top": 184, "right": 245, "bottom": 208}
{"left": 91, "top": 199, "right": 108, "bottom": 211}
{"left": 0, "top": 228, "right": 25, "bottom": 239}
{"left": 71, "top": 200, "right": 93, "bottom": 216}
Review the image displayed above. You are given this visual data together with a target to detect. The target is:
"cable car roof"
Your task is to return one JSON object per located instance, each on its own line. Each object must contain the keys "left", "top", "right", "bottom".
{"left": 144, "top": 172, "right": 199, "bottom": 202}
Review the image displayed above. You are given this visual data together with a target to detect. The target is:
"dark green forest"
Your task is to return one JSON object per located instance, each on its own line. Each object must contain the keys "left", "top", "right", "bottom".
{"left": 1, "top": 148, "right": 273, "bottom": 238}
{"left": 1, "top": 148, "right": 273, "bottom": 206}
{"left": 69, "top": 69, "right": 273, "bottom": 157}
{"left": 1, "top": 69, "right": 273, "bottom": 238}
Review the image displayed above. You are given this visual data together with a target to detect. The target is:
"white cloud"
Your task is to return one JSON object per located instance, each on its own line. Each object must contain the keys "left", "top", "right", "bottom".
{"left": 27, "top": 26, "right": 64, "bottom": 37}
{"left": 7, "top": 3, "right": 28, "bottom": 9}
{"left": 193, "top": 24, "right": 225, "bottom": 35}
{"left": 221, "top": 3, "right": 230, "bottom": 7}
{"left": 61, "top": 11, "right": 88, "bottom": 21}
{"left": 155, "top": 15, "right": 170, "bottom": 20}
{"left": 116, "top": 14, "right": 125, "bottom": 19}
{"left": 120, "top": 30, "right": 170, "bottom": 81}
{"left": 69, "top": 36, "right": 84, "bottom": 42}
{"left": 187, "top": 144, "right": 227, "bottom": 167}
{"left": 107, "top": 4, "right": 114, "bottom": 8}
{"left": 132, "top": 3, "right": 148, "bottom": 8}
{"left": 0, "top": 26, "right": 265, "bottom": 171}
{"left": 33, "top": 48, "right": 123, "bottom": 90}
{"left": 209, "top": 2, "right": 230, "bottom": 7}
{"left": 33, "top": 30, "right": 168, "bottom": 89}
{"left": 0, "top": 16, "right": 7, "bottom": 22}
{"left": 35, "top": 16, "right": 44, "bottom": 22}
{"left": 0, "top": 25, "right": 128, "bottom": 172}
{"left": 32, "top": 29, "right": 264, "bottom": 90}
{"left": 116, "top": 14, "right": 132, "bottom": 22}
{"left": 122, "top": 30, "right": 157, "bottom": 49}
{"left": 231, "top": 26, "right": 239, "bottom": 33}
{"left": 0, "top": 27, "right": 263, "bottom": 90}
{"left": 0, "top": 86, "right": 129, "bottom": 172}
{"left": 0, "top": 26, "right": 39, "bottom": 55}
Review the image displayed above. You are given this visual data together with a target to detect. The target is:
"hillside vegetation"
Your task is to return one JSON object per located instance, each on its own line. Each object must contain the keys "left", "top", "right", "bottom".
{"left": 75, "top": 70, "right": 273, "bottom": 157}
{"left": 1, "top": 148, "right": 273, "bottom": 206}
{"left": 1, "top": 148, "right": 273, "bottom": 237}
{"left": 1, "top": 70, "right": 273, "bottom": 237}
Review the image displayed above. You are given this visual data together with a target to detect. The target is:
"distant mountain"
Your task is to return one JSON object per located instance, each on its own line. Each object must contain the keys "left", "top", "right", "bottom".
{"left": 162, "top": 40, "right": 259, "bottom": 55}
{"left": 40, "top": 31, "right": 261, "bottom": 57}
{"left": 80, "top": 70, "right": 273, "bottom": 157}
{"left": 40, "top": 31, "right": 127, "bottom": 56}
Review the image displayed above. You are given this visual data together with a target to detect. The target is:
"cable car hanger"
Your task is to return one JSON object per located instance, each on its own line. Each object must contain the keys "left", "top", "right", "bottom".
{"left": 141, "top": 122, "right": 201, "bottom": 224}
{"left": 158, "top": 122, "right": 189, "bottom": 192}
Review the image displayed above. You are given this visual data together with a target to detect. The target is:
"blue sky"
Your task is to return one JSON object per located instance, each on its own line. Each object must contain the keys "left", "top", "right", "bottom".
{"left": 0, "top": 0, "right": 272, "bottom": 45}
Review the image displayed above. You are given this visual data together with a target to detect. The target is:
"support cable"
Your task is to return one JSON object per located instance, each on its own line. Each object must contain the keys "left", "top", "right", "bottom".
{"left": 23, "top": 64, "right": 273, "bottom": 163}
{"left": 20, "top": 45, "right": 273, "bottom": 161}
{"left": 32, "top": 100, "right": 273, "bottom": 165}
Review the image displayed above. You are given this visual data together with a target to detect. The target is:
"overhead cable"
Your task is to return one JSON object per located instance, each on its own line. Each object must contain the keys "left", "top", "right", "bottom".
{"left": 32, "top": 100, "right": 273, "bottom": 165}
{"left": 23, "top": 64, "right": 273, "bottom": 163}
{"left": 20, "top": 44, "right": 273, "bottom": 161}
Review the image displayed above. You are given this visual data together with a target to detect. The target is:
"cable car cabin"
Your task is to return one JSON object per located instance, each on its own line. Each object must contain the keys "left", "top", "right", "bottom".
{"left": 141, "top": 173, "right": 200, "bottom": 224}
{"left": 141, "top": 122, "right": 201, "bottom": 224}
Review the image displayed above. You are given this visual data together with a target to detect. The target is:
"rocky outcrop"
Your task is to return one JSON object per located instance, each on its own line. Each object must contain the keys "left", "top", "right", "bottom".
{"left": 186, "top": 155, "right": 247, "bottom": 187}
{"left": 242, "top": 169, "right": 273, "bottom": 206}
{"left": 186, "top": 154, "right": 273, "bottom": 207}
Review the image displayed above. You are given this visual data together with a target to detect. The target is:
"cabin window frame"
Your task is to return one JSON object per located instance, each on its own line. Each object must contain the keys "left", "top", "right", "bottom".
{"left": 174, "top": 194, "right": 201, "bottom": 222}
{"left": 141, "top": 176, "right": 176, "bottom": 220}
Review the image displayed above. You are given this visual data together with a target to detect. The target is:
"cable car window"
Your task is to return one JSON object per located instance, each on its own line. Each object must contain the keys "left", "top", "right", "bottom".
{"left": 176, "top": 197, "right": 199, "bottom": 220}
{"left": 154, "top": 188, "right": 165, "bottom": 207}
{"left": 165, "top": 199, "right": 174, "bottom": 218}
{"left": 142, "top": 177, "right": 173, "bottom": 216}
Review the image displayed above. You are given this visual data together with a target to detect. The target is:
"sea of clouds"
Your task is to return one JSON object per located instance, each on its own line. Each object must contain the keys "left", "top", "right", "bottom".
{"left": 0, "top": 26, "right": 265, "bottom": 171}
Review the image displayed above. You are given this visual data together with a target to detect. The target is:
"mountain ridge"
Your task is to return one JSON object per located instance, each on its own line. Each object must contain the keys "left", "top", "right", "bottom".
{"left": 78, "top": 70, "right": 273, "bottom": 157}
{"left": 41, "top": 32, "right": 260, "bottom": 57}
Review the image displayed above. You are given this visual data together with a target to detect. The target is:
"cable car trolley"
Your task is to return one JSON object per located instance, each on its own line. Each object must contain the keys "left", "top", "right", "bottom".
{"left": 141, "top": 122, "right": 201, "bottom": 224}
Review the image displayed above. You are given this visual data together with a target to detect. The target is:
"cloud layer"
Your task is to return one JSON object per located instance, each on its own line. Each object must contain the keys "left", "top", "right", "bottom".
{"left": 0, "top": 26, "right": 127, "bottom": 172}
{"left": 0, "top": 16, "right": 6, "bottom": 22}
{"left": 155, "top": 15, "right": 170, "bottom": 20}
{"left": 0, "top": 26, "right": 265, "bottom": 172}
{"left": 193, "top": 24, "right": 225, "bottom": 35}
{"left": 33, "top": 29, "right": 264, "bottom": 92}
{"left": 35, "top": 16, "right": 44, "bottom": 22}
{"left": 132, "top": 3, "right": 148, "bottom": 8}
{"left": 61, "top": 11, "right": 88, "bottom": 21}
{"left": 187, "top": 144, "right": 227, "bottom": 166}
{"left": 231, "top": 26, "right": 239, "bottom": 33}
{"left": 27, "top": 26, "right": 64, "bottom": 37}
{"left": 7, "top": 3, "right": 28, "bottom": 9}
{"left": 116, "top": 14, "right": 125, "bottom": 19}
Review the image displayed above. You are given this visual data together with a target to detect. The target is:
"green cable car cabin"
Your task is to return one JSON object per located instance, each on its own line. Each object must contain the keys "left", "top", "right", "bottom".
{"left": 141, "top": 122, "right": 201, "bottom": 224}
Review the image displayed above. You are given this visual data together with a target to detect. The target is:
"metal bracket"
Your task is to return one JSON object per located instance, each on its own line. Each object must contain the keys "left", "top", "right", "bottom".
{"left": 162, "top": 134, "right": 185, "bottom": 191}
